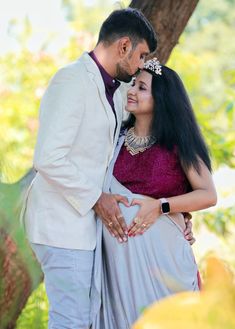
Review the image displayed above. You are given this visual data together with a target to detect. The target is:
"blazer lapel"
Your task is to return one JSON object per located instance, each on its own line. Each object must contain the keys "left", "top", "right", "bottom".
{"left": 113, "top": 90, "right": 124, "bottom": 147}
{"left": 81, "top": 53, "right": 116, "bottom": 144}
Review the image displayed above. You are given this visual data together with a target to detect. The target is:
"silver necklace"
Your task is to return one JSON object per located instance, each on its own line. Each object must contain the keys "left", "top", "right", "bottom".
{"left": 124, "top": 127, "right": 156, "bottom": 156}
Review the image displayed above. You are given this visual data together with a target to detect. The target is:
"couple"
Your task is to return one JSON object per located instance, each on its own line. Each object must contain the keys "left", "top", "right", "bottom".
{"left": 23, "top": 8, "right": 217, "bottom": 329}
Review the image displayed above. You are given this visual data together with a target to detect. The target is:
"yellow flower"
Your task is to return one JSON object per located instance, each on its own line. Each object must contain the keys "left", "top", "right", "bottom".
{"left": 133, "top": 257, "right": 235, "bottom": 329}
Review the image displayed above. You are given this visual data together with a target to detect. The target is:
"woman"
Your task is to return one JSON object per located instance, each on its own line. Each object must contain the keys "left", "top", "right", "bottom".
{"left": 92, "top": 58, "right": 217, "bottom": 329}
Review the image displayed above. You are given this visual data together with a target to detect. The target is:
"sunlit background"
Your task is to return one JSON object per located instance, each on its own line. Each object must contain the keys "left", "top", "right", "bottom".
{"left": 0, "top": 0, "right": 234, "bottom": 327}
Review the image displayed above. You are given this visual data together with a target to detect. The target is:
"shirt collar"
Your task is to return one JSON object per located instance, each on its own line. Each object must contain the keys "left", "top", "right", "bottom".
{"left": 89, "top": 51, "right": 120, "bottom": 94}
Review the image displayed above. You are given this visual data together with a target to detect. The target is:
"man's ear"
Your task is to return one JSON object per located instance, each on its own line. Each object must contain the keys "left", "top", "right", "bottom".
{"left": 118, "top": 37, "right": 132, "bottom": 58}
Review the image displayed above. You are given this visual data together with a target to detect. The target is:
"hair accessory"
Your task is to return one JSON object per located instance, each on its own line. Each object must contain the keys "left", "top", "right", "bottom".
{"left": 143, "top": 57, "right": 162, "bottom": 75}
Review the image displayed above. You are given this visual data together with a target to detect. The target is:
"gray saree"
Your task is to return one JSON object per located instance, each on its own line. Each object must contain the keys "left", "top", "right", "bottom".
{"left": 91, "top": 134, "right": 199, "bottom": 329}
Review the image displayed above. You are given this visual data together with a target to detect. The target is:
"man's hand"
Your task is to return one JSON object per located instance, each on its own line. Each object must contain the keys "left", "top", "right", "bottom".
{"left": 93, "top": 192, "right": 129, "bottom": 243}
{"left": 184, "top": 214, "right": 196, "bottom": 245}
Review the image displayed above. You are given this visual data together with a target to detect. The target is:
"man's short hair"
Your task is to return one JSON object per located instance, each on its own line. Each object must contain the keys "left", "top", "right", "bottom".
{"left": 98, "top": 8, "right": 157, "bottom": 53}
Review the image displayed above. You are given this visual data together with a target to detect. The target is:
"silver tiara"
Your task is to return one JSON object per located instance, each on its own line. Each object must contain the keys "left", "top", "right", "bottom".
{"left": 143, "top": 57, "right": 162, "bottom": 75}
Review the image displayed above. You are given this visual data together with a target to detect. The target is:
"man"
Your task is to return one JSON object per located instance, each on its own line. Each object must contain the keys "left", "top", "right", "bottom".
{"left": 23, "top": 8, "right": 193, "bottom": 329}
{"left": 24, "top": 8, "right": 156, "bottom": 329}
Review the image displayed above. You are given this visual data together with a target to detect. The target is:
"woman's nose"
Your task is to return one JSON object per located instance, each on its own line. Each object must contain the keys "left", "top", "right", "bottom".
{"left": 128, "top": 86, "right": 136, "bottom": 96}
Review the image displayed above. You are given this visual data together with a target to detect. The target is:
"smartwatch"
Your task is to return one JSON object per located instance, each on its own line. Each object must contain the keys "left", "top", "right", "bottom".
{"left": 160, "top": 198, "right": 170, "bottom": 215}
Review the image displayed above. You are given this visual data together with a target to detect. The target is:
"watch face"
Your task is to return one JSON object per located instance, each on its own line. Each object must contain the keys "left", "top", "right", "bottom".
{"left": 162, "top": 202, "right": 170, "bottom": 213}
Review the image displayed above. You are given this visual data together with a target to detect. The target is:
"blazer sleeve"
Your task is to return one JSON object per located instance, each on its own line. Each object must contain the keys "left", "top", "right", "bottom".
{"left": 33, "top": 66, "right": 102, "bottom": 216}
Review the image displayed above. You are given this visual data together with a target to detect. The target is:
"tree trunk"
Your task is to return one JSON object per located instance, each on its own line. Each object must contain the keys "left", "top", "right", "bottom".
{"left": 129, "top": 0, "right": 200, "bottom": 64}
{"left": 0, "top": 1, "right": 200, "bottom": 327}
{"left": 0, "top": 169, "right": 42, "bottom": 329}
{"left": 0, "top": 229, "right": 32, "bottom": 329}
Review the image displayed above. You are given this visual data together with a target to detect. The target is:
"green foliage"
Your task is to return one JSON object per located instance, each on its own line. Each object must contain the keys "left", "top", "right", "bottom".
{"left": 0, "top": 180, "right": 42, "bottom": 288}
{"left": 0, "top": 0, "right": 234, "bottom": 327}
{"left": 194, "top": 207, "right": 235, "bottom": 236}
{"left": 62, "top": 0, "right": 115, "bottom": 34}
{"left": 168, "top": 0, "right": 235, "bottom": 168}
{"left": 0, "top": 50, "right": 58, "bottom": 183}
{"left": 16, "top": 283, "right": 48, "bottom": 329}
{"left": 0, "top": 179, "right": 42, "bottom": 328}
{"left": 1, "top": 0, "right": 234, "bottom": 182}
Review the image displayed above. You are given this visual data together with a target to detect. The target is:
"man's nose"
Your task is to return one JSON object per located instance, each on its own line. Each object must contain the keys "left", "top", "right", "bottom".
{"left": 139, "top": 59, "right": 145, "bottom": 70}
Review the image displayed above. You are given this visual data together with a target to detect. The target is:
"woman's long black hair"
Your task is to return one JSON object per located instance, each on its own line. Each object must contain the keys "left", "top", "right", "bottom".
{"left": 123, "top": 65, "right": 212, "bottom": 173}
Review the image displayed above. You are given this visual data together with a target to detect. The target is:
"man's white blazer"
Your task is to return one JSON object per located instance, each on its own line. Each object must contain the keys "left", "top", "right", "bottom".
{"left": 24, "top": 52, "right": 124, "bottom": 250}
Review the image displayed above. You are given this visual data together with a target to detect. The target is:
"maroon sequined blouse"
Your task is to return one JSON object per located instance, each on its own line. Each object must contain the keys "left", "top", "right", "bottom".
{"left": 113, "top": 143, "right": 191, "bottom": 199}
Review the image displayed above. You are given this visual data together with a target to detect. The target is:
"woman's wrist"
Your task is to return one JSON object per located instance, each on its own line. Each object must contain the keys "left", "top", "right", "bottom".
{"left": 159, "top": 198, "right": 170, "bottom": 215}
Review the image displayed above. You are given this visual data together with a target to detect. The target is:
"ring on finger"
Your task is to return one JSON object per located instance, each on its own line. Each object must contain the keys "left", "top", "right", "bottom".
{"left": 108, "top": 221, "right": 113, "bottom": 227}
{"left": 134, "top": 217, "right": 142, "bottom": 225}
{"left": 141, "top": 223, "right": 147, "bottom": 229}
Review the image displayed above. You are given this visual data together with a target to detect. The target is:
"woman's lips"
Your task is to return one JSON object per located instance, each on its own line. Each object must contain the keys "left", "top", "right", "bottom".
{"left": 127, "top": 98, "right": 137, "bottom": 104}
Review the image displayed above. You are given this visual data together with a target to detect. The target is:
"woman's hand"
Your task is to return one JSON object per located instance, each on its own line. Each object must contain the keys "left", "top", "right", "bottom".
{"left": 128, "top": 197, "right": 161, "bottom": 237}
{"left": 127, "top": 197, "right": 196, "bottom": 243}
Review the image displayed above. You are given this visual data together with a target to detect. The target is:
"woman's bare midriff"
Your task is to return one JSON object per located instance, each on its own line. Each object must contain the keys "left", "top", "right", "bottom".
{"left": 167, "top": 212, "right": 186, "bottom": 232}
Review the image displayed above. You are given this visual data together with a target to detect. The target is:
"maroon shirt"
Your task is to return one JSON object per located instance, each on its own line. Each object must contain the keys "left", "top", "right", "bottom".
{"left": 89, "top": 51, "right": 120, "bottom": 135}
{"left": 113, "top": 143, "right": 191, "bottom": 199}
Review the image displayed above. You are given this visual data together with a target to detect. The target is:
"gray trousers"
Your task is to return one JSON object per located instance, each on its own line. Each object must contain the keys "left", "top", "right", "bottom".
{"left": 31, "top": 243, "right": 94, "bottom": 329}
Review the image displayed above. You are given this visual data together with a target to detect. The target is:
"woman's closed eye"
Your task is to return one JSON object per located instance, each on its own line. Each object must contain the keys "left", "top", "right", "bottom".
{"left": 139, "top": 83, "right": 147, "bottom": 90}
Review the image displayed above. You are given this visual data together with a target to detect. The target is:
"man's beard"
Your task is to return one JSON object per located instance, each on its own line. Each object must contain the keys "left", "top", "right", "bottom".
{"left": 116, "top": 62, "right": 134, "bottom": 83}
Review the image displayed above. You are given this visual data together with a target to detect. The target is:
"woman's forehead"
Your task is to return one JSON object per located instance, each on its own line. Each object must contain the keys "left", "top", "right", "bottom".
{"left": 136, "top": 70, "right": 152, "bottom": 84}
